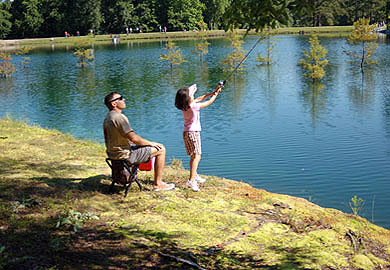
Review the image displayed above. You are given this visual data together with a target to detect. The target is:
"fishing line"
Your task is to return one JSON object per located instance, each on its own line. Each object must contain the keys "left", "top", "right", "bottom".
{"left": 218, "top": 35, "right": 264, "bottom": 87}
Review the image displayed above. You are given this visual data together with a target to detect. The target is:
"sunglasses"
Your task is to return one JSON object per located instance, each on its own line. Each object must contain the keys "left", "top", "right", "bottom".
{"left": 109, "top": 96, "right": 124, "bottom": 102}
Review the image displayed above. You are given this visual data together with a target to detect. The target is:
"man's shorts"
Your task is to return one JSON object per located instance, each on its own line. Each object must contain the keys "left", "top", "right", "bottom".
{"left": 183, "top": 131, "right": 202, "bottom": 155}
{"left": 127, "top": 145, "right": 152, "bottom": 164}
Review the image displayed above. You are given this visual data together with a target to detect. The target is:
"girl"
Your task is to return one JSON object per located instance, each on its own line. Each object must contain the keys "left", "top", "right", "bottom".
{"left": 175, "top": 83, "right": 223, "bottom": 191}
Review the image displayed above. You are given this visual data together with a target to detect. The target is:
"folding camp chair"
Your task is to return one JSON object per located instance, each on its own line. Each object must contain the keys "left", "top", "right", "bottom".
{"left": 106, "top": 158, "right": 143, "bottom": 197}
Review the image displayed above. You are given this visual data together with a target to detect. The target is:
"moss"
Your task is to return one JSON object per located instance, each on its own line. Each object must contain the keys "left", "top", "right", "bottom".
{"left": 351, "top": 254, "right": 375, "bottom": 269}
{"left": 1, "top": 118, "right": 390, "bottom": 270}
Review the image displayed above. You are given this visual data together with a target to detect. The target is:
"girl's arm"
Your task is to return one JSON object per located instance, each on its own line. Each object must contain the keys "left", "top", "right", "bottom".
{"left": 198, "top": 86, "right": 222, "bottom": 108}
{"left": 194, "top": 92, "right": 213, "bottom": 102}
{"left": 195, "top": 84, "right": 222, "bottom": 103}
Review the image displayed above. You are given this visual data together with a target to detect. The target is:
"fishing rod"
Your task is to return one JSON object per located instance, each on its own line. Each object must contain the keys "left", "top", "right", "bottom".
{"left": 217, "top": 35, "right": 264, "bottom": 88}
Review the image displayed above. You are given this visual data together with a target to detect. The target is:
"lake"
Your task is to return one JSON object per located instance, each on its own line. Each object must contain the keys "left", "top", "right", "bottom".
{"left": 1, "top": 35, "right": 389, "bottom": 228}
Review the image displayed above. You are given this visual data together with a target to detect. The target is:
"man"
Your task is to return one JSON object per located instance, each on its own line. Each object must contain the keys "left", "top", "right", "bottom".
{"left": 103, "top": 92, "right": 175, "bottom": 191}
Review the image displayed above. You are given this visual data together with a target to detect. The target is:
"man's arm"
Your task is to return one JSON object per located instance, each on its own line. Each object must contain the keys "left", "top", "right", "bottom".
{"left": 126, "top": 131, "right": 163, "bottom": 150}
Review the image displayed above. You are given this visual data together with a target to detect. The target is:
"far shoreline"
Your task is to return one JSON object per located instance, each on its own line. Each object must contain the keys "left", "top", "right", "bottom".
{"left": 0, "top": 26, "right": 353, "bottom": 51}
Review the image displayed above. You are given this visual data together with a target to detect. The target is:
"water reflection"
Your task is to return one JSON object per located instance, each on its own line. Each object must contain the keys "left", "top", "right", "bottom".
{"left": 300, "top": 83, "right": 328, "bottom": 126}
{"left": 346, "top": 67, "right": 377, "bottom": 112}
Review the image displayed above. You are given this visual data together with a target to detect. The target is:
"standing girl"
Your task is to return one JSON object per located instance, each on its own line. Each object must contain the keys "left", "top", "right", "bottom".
{"left": 175, "top": 83, "right": 223, "bottom": 191}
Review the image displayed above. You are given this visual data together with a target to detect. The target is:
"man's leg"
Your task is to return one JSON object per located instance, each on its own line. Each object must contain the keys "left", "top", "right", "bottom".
{"left": 150, "top": 145, "right": 166, "bottom": 187}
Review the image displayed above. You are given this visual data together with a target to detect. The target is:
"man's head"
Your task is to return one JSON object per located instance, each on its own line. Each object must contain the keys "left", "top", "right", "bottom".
{"left": 104, "top": 92, "right": 126, "bottom": 111}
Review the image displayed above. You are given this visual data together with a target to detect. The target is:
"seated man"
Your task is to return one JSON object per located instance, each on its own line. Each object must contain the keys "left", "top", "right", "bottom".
{"left": 103, "top": 92, "right": 175, "bottom": 191}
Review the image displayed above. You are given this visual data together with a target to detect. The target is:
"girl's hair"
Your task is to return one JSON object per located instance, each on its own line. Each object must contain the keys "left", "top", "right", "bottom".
{"left": 175, "top": 87, "right": 190, "bottom": 111}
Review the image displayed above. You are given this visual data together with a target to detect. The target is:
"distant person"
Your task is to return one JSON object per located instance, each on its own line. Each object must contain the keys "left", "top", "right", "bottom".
{"left": 164, "top": 26, "right": 167, "bottom": 33}
{"left": 174, "top": 83, "right": 223, "bottom": 191}
{"left": 103, "top": 92, "right": 175, "bottom": 192}
{"left": 126, "top": 27, "right": 129, "bottom": 35}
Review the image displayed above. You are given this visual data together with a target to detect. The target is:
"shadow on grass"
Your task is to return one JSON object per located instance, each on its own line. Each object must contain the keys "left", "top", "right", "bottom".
{"left": 0, "top": 216, "right": 317, "bottom": 270}
{"left": 0, "top": 158, "right": 95, "bottom": 178}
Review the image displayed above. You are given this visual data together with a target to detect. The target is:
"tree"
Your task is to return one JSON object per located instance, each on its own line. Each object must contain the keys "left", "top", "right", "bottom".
{"left": 345, "top": 17, "right": 378, "bottom": 73}
{"left": 201, "top": 0, "right": 231, "bottom": 29}
{"left": 167, "top": 0, "right": 205, "bottom": 31}
{"left": 0, "top": 53, "right": 15, "bottom": 77}
{"left": 10, "top": 0, "right": 44, "bottom": 38}
{"left": 342, "top": 0, "right": 387, "bottom": 25}
{"left": 101, "top": 0, "right": 135, "bottom": 34}
{"left": 299, "top": 35, "right": 328, "bottom": 83}
{"left": 221, "top": 29, "right": 247, "bottom": 71}
{"left": 0, "top": 0, "right": 12, "bottom": 39}
{"left": 134, "top": 0, "right": 159, "bottom": 32}
{"left": 310, "top": 0, "right": 345, "bottom": 26}
{"left": 160, "top": 41, "right": 187, "bottom": 68}
{"left": 73, "top": 40, "right": 95, "bottom": 68}
{"left": 224, "top": 0, "right": 312, "bottom": 31}
{"left": 194, "top": 21, "right": 210, "bottom": 62}
{"left": 256, "top": 28, "right": 278, "bottom": 65}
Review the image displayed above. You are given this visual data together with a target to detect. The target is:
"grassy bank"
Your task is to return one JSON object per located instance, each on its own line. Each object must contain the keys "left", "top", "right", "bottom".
{"left": 0, "top": 26, "right": 353, "bottom": 49}
{"left": 1, "top": 118, "right": 389, "bottom": 269}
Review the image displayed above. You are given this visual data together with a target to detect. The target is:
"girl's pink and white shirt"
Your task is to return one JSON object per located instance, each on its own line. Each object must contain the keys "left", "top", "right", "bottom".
{"left": 182, "top": 102, "right": 201, "bottom": 132}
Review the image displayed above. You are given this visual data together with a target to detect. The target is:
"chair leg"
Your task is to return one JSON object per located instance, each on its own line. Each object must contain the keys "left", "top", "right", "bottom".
{"left": 106, "top": 158, "right": 143, "bottom": 197}
{"left": 124, "top": 182, "right": 133, "bottom": 197}
{"left": 109, "top": 179, "right": 116, "bottom": 193}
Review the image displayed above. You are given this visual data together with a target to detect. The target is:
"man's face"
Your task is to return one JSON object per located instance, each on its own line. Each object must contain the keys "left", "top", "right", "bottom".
{"left": 111, "top": 94, "right": 126, "bottom": 110}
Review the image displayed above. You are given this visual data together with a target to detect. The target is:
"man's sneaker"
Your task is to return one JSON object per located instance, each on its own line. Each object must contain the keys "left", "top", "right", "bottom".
{"left": 154, "top": 181, "right": 175, "bottom": 192}
{"left": 196, "top": 175, "right": 206, "bottom": 183}
{"left": 186, "top": 180, "right": 200, "bottom": 192}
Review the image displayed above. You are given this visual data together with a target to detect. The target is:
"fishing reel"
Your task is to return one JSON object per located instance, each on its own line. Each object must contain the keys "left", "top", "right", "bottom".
{"left": 218, "top": 80, "right": 226, "bottom": 88}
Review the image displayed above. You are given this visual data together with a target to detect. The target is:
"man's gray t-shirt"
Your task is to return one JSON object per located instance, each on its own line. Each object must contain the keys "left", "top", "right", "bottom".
{"left": 103, "top": 110, "right": 134, "bottom": 160}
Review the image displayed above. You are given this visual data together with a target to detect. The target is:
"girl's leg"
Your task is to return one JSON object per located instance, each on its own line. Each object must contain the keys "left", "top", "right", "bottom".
{"left": 189, "top": 154, "right": 201, "bottom": 181}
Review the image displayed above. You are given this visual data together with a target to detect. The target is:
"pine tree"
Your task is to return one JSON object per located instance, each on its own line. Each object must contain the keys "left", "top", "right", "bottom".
{"left": 299, "top": 35, "right": 328, "bottom": 83}
{"left": 160, "top": 41, "right": 187, "bottom": 68}
{"left": 73, "top": 40, "right": 95, "bottom": 67}
{"left": 256, "top": 28, "right": 279, "bottom": 65}
{"left": 221, "top": 29, "right": 247, "bottom": 71}
{"left": 0, "top": 53, "right": 16, "bottom": 77}
{"left": 345, "top": 17, "right": 378, "bottom": 73}
{"left": 194, "top": 21, "right": 210, "bottom": 62}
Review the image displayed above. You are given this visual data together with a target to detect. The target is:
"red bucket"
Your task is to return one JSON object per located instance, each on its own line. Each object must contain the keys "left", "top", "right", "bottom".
{"left": 139, "top": 157, "right": 154, "bottom": 171}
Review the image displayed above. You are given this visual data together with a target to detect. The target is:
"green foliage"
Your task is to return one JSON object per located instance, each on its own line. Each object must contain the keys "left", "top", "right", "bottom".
{"left": 345, "top": 17, "right": 378, "bottom": 72}
{"left": 0, "top": 246, "right": 8, "bottom": 270}
{"left": 160, "top": 41, "right": 187, "bottom": 68}
{"left": 0, "top": 53, "right": 15, "bottom": 78}
{"left": 0, "top": 1, "right": 12, "bottom": 39}
{"left": 221, "top": 29, "right": 247, "bottom": 71}
{"left": 2, "top": 0, "right": 388, "bottom": 38}
{"left": 299, "top": 35, "right": 328, "bottom": 83}
{"left": 12, "top": 0, "right": 44, "bottom": 38}
{"left": 10, "top": 197, "right": 42, "bottom": 213}
{"left": 202, "top": 0, "right": 230, "bottom": 29}
{"left": 349, "top": 195, "right": 365, "bottom": 216}
{"left": 224, "top": 0, "right": 312, "bottom": 31}
{"left": 56, "top": 209, "right": 99, "bottom": 232}
{"left": 167, "top": 0, "right": 206, "bottom": 31}
{"left": 73, "top": 40, "right": 95, "bottom": 67}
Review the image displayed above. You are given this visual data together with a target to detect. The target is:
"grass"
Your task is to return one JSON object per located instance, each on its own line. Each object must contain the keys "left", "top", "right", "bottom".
{"left": 0, "top": 26, "right": 354, "bottom": 50}
{"left": 1, "top": 117, "right": 389, "bottom": 269}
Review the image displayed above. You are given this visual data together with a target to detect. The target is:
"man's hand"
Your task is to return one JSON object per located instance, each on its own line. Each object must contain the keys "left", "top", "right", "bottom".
{"left": 149, "top": 142, "right": 164, "bottom": 150}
